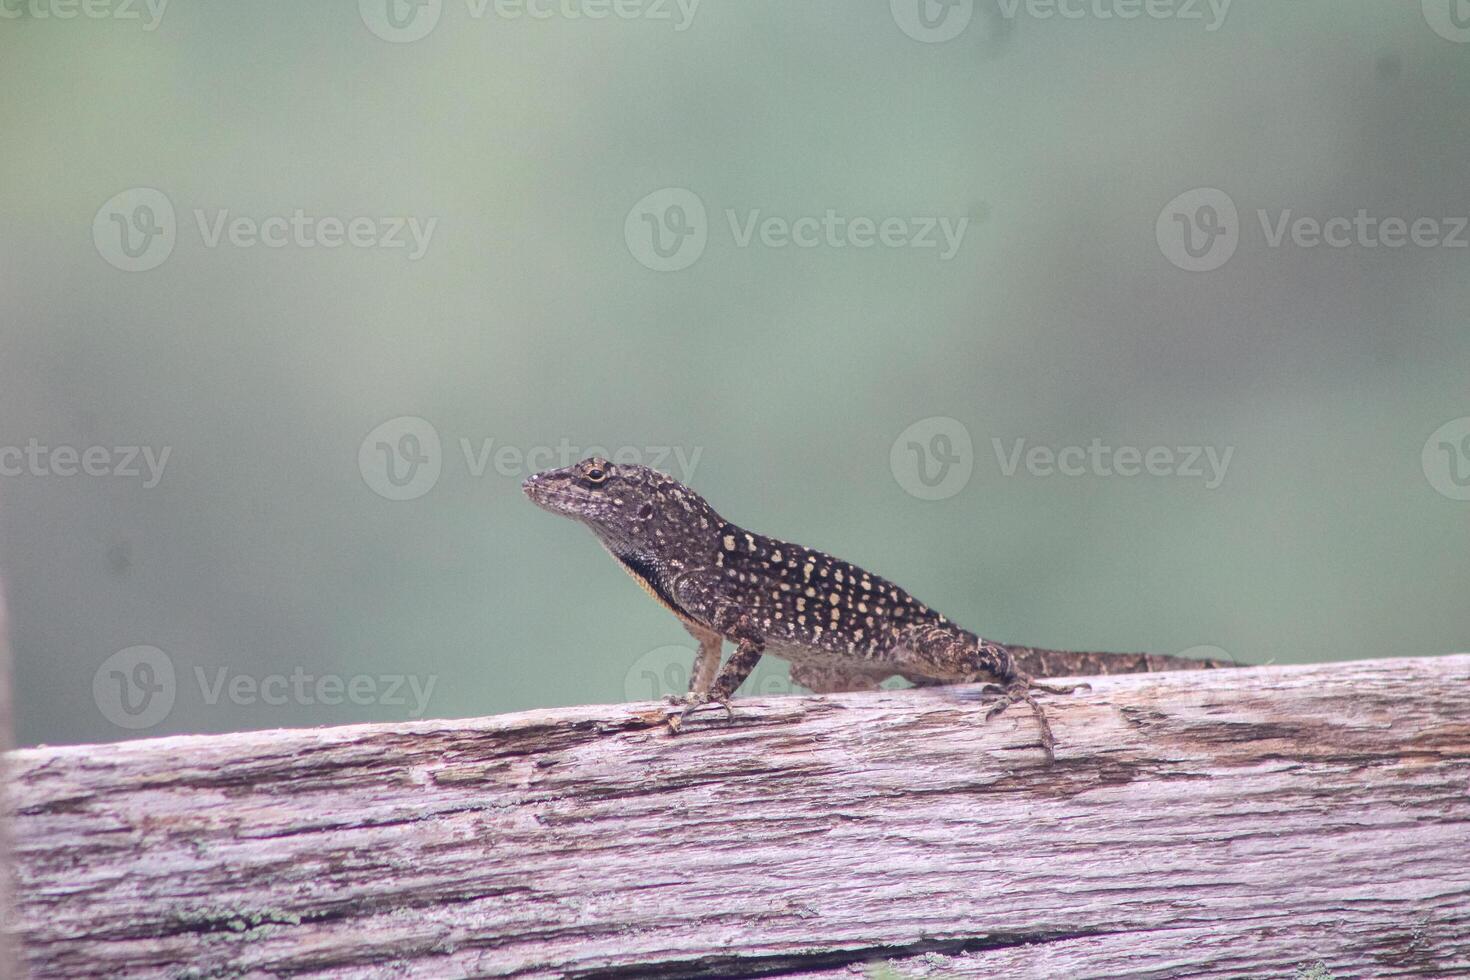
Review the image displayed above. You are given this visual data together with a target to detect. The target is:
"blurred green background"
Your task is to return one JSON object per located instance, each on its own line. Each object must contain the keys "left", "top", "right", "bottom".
{"left": 3, "top": 1, "right": 1468, "bottom": 747}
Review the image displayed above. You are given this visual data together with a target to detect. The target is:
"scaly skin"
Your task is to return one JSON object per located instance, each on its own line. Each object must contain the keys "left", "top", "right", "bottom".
{"left": 524, "top": 457, "right": 1236, "bottom": 760}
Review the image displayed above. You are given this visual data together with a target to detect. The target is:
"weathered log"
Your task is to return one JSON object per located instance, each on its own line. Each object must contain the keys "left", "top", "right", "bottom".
{"left": 4, "top": 655, "right": 1469, "bottom": 978}
{"left": 0, "top": 584, "right": 17, "bottom": 980}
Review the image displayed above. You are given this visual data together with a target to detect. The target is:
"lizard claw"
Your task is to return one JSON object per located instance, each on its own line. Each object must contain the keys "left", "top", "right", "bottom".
{"left": 665, "top": 692, "right": 733, "bottom": 733}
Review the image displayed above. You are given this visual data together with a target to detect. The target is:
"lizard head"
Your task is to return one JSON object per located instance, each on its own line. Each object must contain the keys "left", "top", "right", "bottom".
{"left": 522, "top": 457, "right": 719, "bottom": 560}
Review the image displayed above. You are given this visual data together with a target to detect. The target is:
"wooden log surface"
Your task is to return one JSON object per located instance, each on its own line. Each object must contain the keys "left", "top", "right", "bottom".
{"left": 4, "top": 655, "right": 1469, "bottom": 979}
{"left": 0, "top": 584, "right": 17, "bottom": 980}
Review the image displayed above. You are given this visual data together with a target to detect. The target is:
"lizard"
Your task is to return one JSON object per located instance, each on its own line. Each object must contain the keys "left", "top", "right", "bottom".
{"left": 523, "top": 456, "right": 1237, "bottom": 761}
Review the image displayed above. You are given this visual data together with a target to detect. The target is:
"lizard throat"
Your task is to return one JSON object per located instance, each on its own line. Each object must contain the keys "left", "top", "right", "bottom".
{"left": 605, "top": 548, "right": 701, "bottom": 627}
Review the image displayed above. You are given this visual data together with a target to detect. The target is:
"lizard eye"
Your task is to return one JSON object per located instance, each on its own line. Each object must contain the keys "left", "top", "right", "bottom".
{"left": 583, "top": 463, "right": 609, "bottom": 484}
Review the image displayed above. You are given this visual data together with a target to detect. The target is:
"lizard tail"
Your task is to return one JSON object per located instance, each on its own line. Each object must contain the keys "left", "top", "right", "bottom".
{"left": 1004, "top": 646, "right": 1241, "bottom": 679}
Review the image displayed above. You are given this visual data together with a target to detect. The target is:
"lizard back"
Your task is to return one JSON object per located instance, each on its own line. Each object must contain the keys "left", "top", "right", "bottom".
{"left": 711, "top": 523, "right": 956, "bottom": 660}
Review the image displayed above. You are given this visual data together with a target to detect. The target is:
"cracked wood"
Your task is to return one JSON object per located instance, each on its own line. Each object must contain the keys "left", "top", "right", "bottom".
{"left": 5, "top": 655, "right": 1470, "bottom": 978}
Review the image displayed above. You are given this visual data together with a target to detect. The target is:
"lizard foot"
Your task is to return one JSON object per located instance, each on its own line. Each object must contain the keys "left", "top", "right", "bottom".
{"left": 664, "top": 692, "right": 733, "bottom": 733}
{"left": 978, "top": 679, "right": 1059, "bottom": 763}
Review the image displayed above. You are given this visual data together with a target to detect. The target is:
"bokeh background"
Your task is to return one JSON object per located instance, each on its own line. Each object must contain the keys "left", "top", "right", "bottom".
{"left": 3, "top": 1, "right": 1468, "bottom": 747}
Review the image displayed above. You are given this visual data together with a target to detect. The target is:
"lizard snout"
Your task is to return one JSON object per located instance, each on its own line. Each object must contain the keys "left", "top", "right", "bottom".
{"left": 522, "top": 470, "right": 586, "bottom": 515}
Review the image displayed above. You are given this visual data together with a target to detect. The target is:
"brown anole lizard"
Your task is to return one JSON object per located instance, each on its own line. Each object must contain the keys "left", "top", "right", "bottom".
{"left": 524, "top": 457, "right": 1236, "bottom": 760}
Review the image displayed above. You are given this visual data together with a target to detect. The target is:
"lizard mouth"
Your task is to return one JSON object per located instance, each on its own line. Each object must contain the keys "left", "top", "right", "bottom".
{"left": 521, "top": 475, "right": 597, "bottom": 516}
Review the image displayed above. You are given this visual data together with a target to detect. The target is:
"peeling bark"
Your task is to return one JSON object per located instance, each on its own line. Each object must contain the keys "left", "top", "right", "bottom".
{"left": 4, "top": 656, "right": 1469, "bottom": 979}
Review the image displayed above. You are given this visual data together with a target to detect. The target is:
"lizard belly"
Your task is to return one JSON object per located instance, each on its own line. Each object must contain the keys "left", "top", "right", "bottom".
{"left": 764, "top": 642, "right": 872, "bottom": 671}
{"left": 764, "top": 641, "right": 895, "bottom": 693}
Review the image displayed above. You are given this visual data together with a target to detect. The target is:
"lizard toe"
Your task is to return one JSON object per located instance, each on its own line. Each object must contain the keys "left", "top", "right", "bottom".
{"left": 663, "top": 693, "right": 733, "bottom": 733}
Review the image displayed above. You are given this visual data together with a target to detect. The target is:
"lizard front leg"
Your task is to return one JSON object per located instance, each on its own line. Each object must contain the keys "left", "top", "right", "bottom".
{"left": 666, "top": 609, "right": 765, "bottom": 732}
{"left": 683, "top": 623, "right": 724, "bottom": 695}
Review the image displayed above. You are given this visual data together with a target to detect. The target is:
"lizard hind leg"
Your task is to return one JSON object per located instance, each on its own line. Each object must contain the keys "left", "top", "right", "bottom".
{"left": 890, "top": 625, "right": 1068, "bottom": 762}
{"left": 980, "top": 680, "right": 1058, "bottom": 762}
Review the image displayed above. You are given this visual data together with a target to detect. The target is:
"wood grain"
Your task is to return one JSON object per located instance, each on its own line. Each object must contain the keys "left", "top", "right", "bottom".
{"left": 5, "top": 656, "right": 1469, "bottom": 978}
